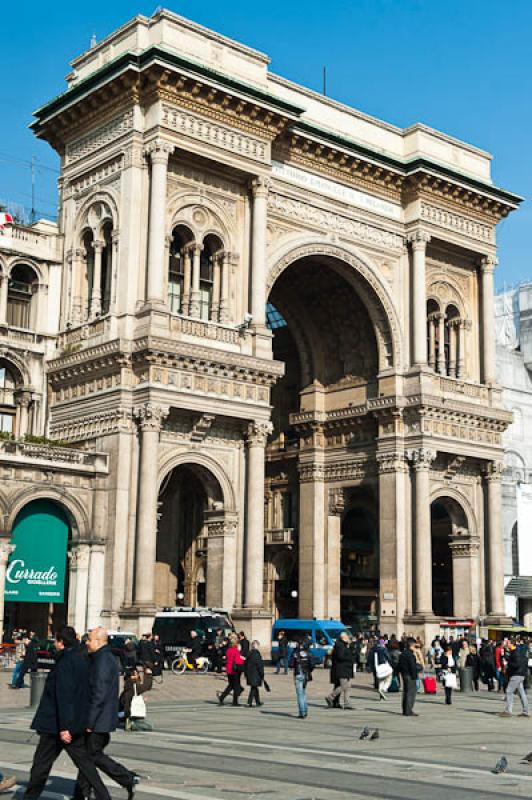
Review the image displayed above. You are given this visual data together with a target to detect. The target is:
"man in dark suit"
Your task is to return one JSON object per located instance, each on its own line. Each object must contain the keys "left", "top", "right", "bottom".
{"left": 23, "top": 626, "right": 111, "bottom": 800}
{"left": 74, "top": 628, "right": 139, "bottom": 799}
{"left": 398, "top": 637, "right": 419, "bottom": 717}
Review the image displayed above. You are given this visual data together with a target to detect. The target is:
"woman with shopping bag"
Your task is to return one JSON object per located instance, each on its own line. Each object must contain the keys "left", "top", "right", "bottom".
{"left": 120, "top": 666, "right": 153, "bottom": 731}
{"left": 440, "top": 647, "right": 457, "bottom": 705}
{"left": 373, "top": 639, "right": 393, "bottom": 701}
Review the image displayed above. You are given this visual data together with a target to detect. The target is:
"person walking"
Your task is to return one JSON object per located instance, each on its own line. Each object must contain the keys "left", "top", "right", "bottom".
{"left": 440, "top": 647, "right": 457, "bottom": 705}
{"left": 466, "top": 644, "right": 481, "bottom": 691}
{"left": 398, "top": 637, "right": 418, "bottom": 717}
{"left": 275, "top": 631, "right": 289, "bottom": 675}
{"left": 15, "top": 634, "right": 38, "bottom": 689}
{"left": 290, "top": 641, "right": 314, "bottom": 719}
{"left": 72, "top": 628, "right": 139, "bottom": 800}
{"left": 373, "top": 638, "right": 393, "bottom": 700}
{"left": 480, "top": 640, "right": 496, "bottom": 691}
{"left": 23, "top": 626, "right": 111, "bottom": 800}
{"left": 325, "top": 632, "right": 354, "bottom": 710}
{"left": 238, "top": 632, "right": 250, "bottom": 658}
{"left": 499, "top": 639, "right": 529, "bottom": 718}
{"left": 216, "top": 634, "right": 245, "bottom": 706}
{"left": 245, "top": 641, "right": 264, "bottom": 707}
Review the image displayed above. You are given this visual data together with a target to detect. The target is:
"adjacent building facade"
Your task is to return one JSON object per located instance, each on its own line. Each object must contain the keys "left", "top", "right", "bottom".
{"left": 0, "top": 10, "right": 522, "bottom": 643}
{"left": 496, "top": 285, "right": 532, "bottom": 625}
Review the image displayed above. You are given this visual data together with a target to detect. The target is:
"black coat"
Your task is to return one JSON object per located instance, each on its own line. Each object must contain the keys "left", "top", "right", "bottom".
{"left": 440, "top": 654, "right": 457, "bottom": 673}
{"left": 86, "top": 645, "right": 120, "bottom": 733}
{"left": 22, "top": 640, "right": 38, "bottom": 671}
{"left": 31, "top": 645, "right": 89, "bottom": 735}
{"left": 245, "top": 649, "right": 264, "bottom": 687}
{"left": 330, "top": 640, "right": 354, "bottom": 681}
{"left": 507, "top": 646, "right": 528, "bottom": 678}
{"left": 239, "top": 637, "right": 250, "bottom": 658}
{"left": 465, "top": 653, "right": 481, "bottom": 679}
{"left": 138, "top": 639, "right": 156, "bottom": 665}
{"left": 398, "top": 649, "right": 417, "bottom": 681}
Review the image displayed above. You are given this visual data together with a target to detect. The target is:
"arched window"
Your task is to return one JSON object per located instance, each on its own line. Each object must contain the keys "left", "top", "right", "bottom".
{"left": 446, "top": 304, "right": 460, "bottom": 378}
{"left": 7, "top": 264, "right": 38, "bottom": 329}
{"left": 426, "top": 299, "right": 440, "bottom": 370}
{"left": 101, "top": 221, "right": 113, "bottom": 315}
{"left": 201, "top": 234, "right": 223, "bottom": 322}
{"left": 82, "top": 230, "right": 95, "bottom": 319}
{"left": 0, "top": 359, "right": 18, "bottom": 434}
{"left": 168, "top": 225, "right": 194, "bottom": 315}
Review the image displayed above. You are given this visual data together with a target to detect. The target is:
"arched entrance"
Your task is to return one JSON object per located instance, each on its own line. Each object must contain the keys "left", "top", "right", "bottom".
{"left": 266, "top": 249, "right": 386, "bottom": 620}
{"left": 156, "top": 460, "right": 234, "bottom": 609}
{"left": 5, "top": 499, "right": 71, "bottom": 637}
{"left": 430, "top": 496, "right": 474, "bottom": 618}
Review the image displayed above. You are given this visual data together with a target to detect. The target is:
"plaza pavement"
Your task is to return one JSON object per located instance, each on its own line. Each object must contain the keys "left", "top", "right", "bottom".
{"left": 1, "top": 666, "right": 532, "bottom": 799}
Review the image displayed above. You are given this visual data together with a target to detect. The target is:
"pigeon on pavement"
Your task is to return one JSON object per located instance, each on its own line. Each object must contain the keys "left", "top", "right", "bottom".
{"left": 370, "top": 729, "right": 380, "bottom": 741}
{"left": 520, "top": 752, "right": 532, "bottom": 764}
{"left": 493, "top": 756, "right": 508, "bottom": 774}
{"left": 359, "top": 726, "right": 370, "bottom": 740}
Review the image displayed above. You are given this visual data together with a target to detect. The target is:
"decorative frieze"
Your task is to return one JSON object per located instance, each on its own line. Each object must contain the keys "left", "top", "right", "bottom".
{"left": 421, "top": 202, "right": 494, "bottom": 243}
{"left": 162, "top": 104, "right": 268, "bottom": 163}
{"left": 328, "top": 487, "right": 346, "bottom": 516}
{"left": 449, "top": 534, "right": 481, "bottom": 557}
{"left": 298, "top": 462, "right": 326, "bottom": 482}
{"left": 49, "top": 409, "right": 134, "bottom": 441}
{"left": 65, "top": 110, "right": 135, "bottom": 164}
{"left": 66, "top": 156, "right": 124, "bottom": 197}
{"left": 267, "top": 192, "right": 404, "bottom": 251}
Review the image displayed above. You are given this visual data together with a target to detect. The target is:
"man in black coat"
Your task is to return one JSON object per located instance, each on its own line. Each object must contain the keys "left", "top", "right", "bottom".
{"left": 138, "top": 633, "right": 156, "bottom": 668}
{"left": 325, "top": 632, "right": 354, "bottom": 710}
{"left": 500, "top": 638, "right": 529, "bottom": 718}
{"left": 23, "top": 626, "right": 111, "bottom": 800}
{"left": 15, "top": 634, "right": 38, "bottom": 689}
{"left": 74, "top": 628, "right": 138, "bottom": 799}
{"left": 398, "top": 637, "right": 418, "bottom": 717}
{"left": 185, "top": 630, "right": 203, "bottom": 669}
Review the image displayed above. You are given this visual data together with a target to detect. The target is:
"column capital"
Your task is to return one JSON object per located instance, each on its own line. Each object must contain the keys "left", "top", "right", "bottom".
{"left": 15, "top": 389, "right": 32, "bottom": 407}
{"left": 480, "top": 254, "right": 498, "bottom": 273}
{"left": 377, "top": 450, "right": 408, "bottom": 474}
{"left": 0, "top": 539, "right": 14, "bottom": 566}
{"left": 407, "top": 448, "right": 437, "bottom": 471}
{"left": 449, "top": 533, "right": 480, "bottom": 557}
{"left": 246, "top": 420, "right": 273, "bottom": 447}
{"left": 407, "top": 230, "right": 431, "bottom": 251}
{"left": 92, "top": 239, "right": 105, "bottom": 253}
{"left": 144, "top": 138, "right": 174, "bottom": 164}
{"left": 70, "top": 543, "right": 91, "bottom": 570}
{"left": 483, "top": 460, "right": 504, "bottom": 482}
{"left": 328, "top": 487, "right": 346, "bottom": 516}
{"left": 250, "top": 176, "right": 271, "bottom": 199}
{"left": 134, "top": 403, "right": 169, "bottom": 433}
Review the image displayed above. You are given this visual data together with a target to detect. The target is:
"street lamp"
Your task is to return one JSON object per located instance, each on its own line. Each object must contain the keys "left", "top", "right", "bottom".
{"left": 177, "top": 592, "right": 184, "bottom": 605}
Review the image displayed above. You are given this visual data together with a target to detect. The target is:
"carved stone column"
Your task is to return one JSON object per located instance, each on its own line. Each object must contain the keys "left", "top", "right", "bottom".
{"left": 448, "top": 320, "right": 458, "bottom": 378}
{"left": 0, "top": 274, "right": 8, "bottom": 325}
{"left": 219, "top": 251, "right": 231, "bottom": 324}
{"left": 480, "top": 255, "right": 497, "bottom": 384}
{"left": 449, "top": 531, "right": 481, "bottom": 618}
{"left": 90, "top": 239, "right": 104, "bottom": 317}
{"left": 250, "top": 177, "right": 270, "bottom": 328}
{"left": 16, "top": 390, "right": 32, "bottom": 438}
{"left": 133, "top": 404, "right": 168, "bottom": 609}
{"left": 437, "top": 313, "right": 446, "bottom": 374}
{"left": 408, "top": 231, "right": 431, "bottom": 367}
{"left": 377, "top": 450, "right": 408, "bottom": 633}
{"left": 73, "top": 544, "right": 90, "bottom": 635}
{"left": 86, "top": 543, "right": 106, "bottom": 630}
{"left": 145, "top": 139, "right": 173, "bottom": 306}
{"left": 457, "top": 320, "right": 466, "bottom": 379}
{"left": 110, "top": 230, "right": 120, "bottom": 314}
{"left": 298, "top": 423, "right": 326, "bottom": 619}
{"left": 182, "top": 245, "right": 192, "bottom": 315}
{"left": 327, "top": 488, "right": 345, "bottom": 621}
{"left": 189, "top": 243, "right": 202, "bottom": 317}
{"left": 211, "top": 253, "right": 221, "bottom": 321}
{"left": 428, "top": 314, "right": 437, "bottom": 369}
{"left": 244, "top": 421, "right": 272, "bottom": 608}
{"left": 408, "top": 448, "right": 437, "bottom": 616}
{"left": 206, "top": 513, "right": 237, "bottom": 609}
{"left": 0, "top": 540, "right": 14, "bottom": 642}
{"left": 72, "top": 248, "right": 84, "bottom": 324}
{"left": 484, "top": 461, "right": 506, "bottom": 618}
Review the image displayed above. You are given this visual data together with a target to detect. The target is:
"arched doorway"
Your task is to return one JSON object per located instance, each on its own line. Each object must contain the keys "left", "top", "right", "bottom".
{"left": 430, "top": 496, "right": 471, "bottom": 617}
{"left": 341, "top": 503, "right": 379, "bottom": 631}
{"left": 431, "top": 501, "right": 454, "bottom": 616}
{"left": 156, "top": 461, "right": 225, "bottom": 608}
{"left": 266, "top": 251, "right": 383, "bottom": 619}
{"left": 5, "top": 499, "right": 71, "bottom": 637}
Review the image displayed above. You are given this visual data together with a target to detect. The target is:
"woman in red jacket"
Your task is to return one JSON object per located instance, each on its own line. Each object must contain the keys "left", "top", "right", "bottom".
{"left": 216, "top": 634, "right": 245, "bottom": 706}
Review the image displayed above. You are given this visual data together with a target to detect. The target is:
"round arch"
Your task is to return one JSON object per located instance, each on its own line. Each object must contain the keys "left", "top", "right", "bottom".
{"left": 6, "top": 488, "right": 90, "bottom": 541}
{"left": 267, "top": 240, "right": 403, "bottom": 370}
{"left": 0, "top": 348, "right": 31, "bottom": 387}
{"left": 75, "top": 191, "right": 119, "bottom": 243}
{"left": 158, "top": 450, "right": 236, "bottom": 512}
{"left": 430, "top": 487, "right": 477, "bottom": 536}
{"left": 7, "top": 258, "right": 45, "bottom": 285}
{"left": 166, "top": 191, "right": 234, "bottom": 250}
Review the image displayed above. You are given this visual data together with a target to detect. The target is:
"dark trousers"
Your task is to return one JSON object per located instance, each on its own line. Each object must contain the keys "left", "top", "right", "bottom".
{"left": 16, "top": 664, "right": 32, "bottom": 688}
{"left": 402, "top": 677, "right": 417, "bottom": 716}
{"left": 445, "top": 687, "right": 453, "bottom": 705}
{"left": 74, "top": 732, "right": 133, "bottom": 799}
{"left": 247, "top": 686, "right": 261, "bottom": 706}
{"left": 220, "top": 673, "right": 242, "bottom": 705}
{"left": 24, "top": 733, "right": 111, "bottom": 800}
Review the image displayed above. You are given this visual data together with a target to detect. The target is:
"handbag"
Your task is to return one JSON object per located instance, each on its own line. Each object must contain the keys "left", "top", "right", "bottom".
{"left": 444, "top": 671, "right": 457, "bottom": 689}
{"left": 263, "top": 679, "right": 271, "bottom": 693}
{"left": 375, "top": 655, "right": 393, "bottom": 680}
{"left": 130, "top": 684, "right": 146, "bottom": 719}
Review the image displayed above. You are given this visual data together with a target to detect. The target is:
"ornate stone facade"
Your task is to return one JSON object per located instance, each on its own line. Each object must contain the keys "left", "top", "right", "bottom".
{"left": 0, "top": 10, "right": 521, "bottom": 642}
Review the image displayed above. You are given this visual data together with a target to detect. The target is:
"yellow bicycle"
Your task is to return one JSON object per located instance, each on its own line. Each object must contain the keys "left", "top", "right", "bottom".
{"left": 171, "top": 650, "right": 210, "bottom": 675}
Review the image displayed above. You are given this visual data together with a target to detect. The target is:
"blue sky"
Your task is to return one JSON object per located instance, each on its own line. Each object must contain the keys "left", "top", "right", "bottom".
{"left": 1, "top": 0, "right": 530, "bottom": 288}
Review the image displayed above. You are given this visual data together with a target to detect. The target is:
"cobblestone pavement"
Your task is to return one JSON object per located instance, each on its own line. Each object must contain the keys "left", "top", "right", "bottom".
{"left": 1, "top": 667, "right": 532, "bottom": 799}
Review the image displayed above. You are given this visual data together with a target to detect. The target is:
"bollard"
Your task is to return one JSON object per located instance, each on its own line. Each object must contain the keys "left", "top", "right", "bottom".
{"left": 30, "top": 671, "right": 47, "bottom": 708}
{"left": 459, "top": 666, "right": 473, "bottom": 693}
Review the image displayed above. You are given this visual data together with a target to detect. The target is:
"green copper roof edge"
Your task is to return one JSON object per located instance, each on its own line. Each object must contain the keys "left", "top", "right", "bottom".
{"left": 31, "top": 45, "right": 304, "bottom": 129}
{"left": 291, "top": 120, "right": 523, "bottom": 206}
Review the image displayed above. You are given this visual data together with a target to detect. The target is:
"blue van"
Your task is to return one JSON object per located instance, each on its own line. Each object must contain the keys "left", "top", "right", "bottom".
{"left": 271, "top": 619, "right": 347, "bottom": 666}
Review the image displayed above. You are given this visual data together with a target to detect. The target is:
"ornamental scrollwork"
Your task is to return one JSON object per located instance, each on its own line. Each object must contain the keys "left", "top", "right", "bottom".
{"left": 246, "top": 421, "right": 273, "bottom": 447}
{"left": 406, "top": 448, "right": 437, "bottom": 471}
{"left": 134, "top": 404, "right": 169, "bottom": 433}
